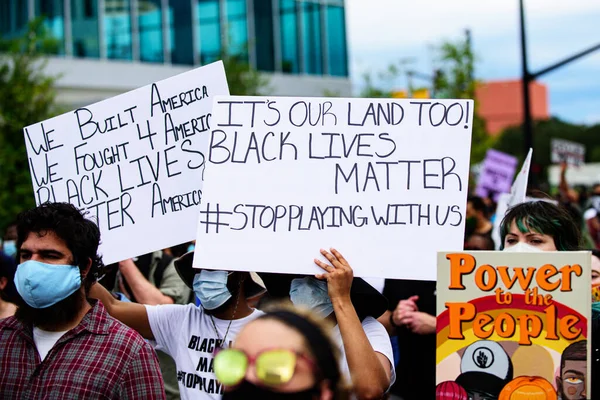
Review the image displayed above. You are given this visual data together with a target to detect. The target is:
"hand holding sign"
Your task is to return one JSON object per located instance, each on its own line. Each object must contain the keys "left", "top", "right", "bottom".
{"left": 315, "top": 248, "right": 353, "bottom": 302}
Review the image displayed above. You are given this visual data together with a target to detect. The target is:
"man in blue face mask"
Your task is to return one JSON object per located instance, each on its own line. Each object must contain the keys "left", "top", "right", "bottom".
{"left": 0, "top": 202, "right": 165, "bottom": 399}
{"left": 89, "top": 252, "right": 267, "bottom": 400}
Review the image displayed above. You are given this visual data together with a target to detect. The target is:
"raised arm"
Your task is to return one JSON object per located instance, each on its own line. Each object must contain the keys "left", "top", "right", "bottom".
{"left": 315, "top": 249, "right": 392, "bottom": 400}
{"left": 89, "top": 282, "right": 154, "bottom": 340}
{"left": 118, "top": 259, "right": 175, "bottom": 305}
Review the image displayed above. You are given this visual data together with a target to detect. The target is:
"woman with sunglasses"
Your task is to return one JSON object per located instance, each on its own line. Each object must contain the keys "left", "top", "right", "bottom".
{"left": 215, "top": 306, "right": 349, "bottom": 399}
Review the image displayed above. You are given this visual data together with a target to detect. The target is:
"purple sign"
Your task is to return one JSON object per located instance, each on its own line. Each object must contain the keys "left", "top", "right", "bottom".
{"left": 475, "top": 149, "right": 518, "bottom": 201}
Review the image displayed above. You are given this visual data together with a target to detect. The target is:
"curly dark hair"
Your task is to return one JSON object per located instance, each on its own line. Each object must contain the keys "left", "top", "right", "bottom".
{"left": 16, "top": 202, "right": 103, "bottom": 291}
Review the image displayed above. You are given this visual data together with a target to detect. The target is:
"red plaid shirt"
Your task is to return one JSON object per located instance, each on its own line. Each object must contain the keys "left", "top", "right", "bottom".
{"left": 0, "top": 300, "right": 165, "bottom": 399}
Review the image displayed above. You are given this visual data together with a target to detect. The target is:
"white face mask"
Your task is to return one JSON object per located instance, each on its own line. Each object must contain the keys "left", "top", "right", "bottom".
{"left": 503, "top": 242, "right": 544, "bottom": 253}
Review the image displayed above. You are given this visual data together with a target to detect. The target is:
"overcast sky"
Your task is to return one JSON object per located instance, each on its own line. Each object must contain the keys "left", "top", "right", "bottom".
{"left": 345, "top": 0, "right": 600, "bottom": 125}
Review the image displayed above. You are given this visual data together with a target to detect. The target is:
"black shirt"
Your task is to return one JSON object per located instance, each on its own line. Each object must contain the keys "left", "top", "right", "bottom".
{"left": 384, "top": 279, "right": 436, "bottom": 400}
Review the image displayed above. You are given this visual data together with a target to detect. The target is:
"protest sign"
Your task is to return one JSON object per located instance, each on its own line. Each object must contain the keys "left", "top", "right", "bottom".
{"left": 475, "top": 149, "right": 517, "bottom": 201}
{"left": 194, "top": 96, "right": 473, "bottom": 280}
{"left": 23, "top": 61, "right": 229, "bottom": 264}
{"left": 551, "top": 138, "right": 585, "bottom": 166}
{"left": 436, "top": 251, "right": 591, "bottom": 399}
{"left": 490, "top": 149, "right": 533, "bottom": 249}
{"left": 506, "top": 148, "right": 532, "bottom": 209}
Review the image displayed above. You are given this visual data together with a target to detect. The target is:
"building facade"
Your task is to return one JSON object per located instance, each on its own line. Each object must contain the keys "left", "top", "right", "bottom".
{"left": 476, "top": 79, "right": 549, "bottom": 136}
{"left": 1, "top": 0, "right": 351, "bottom": 106}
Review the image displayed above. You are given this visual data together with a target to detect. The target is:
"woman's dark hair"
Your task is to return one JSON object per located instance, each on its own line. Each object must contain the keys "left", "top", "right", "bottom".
{"left": 591, "top": 249, "right": 600, "bottom": 260}
{"left": 258, "top": 308, "right": 347, "bottom": 397}
{"left": 499, "top": 201, "right": 581, "bottom": 251}
{"left": 16, "top": 202, "right": 103, "bottom": 291}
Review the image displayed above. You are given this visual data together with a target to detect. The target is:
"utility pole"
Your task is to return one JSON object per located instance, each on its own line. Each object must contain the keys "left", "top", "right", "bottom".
{"left": 519, "top": 0, "right": 599, "bottom": 185}
{"left": 519, "top": 0, "right": 533, "bottom": 158}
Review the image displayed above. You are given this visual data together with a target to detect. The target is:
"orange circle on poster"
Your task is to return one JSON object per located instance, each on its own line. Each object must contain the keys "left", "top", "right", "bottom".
{"left": 498, "top": 376, "right": 557, "bottom": 400}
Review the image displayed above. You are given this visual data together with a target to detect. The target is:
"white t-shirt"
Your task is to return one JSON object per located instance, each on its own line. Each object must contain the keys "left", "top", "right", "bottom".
{"left": 146, "top": 303, "right": 263, "bottom": 400}
{"left": 332, "top": 316, "right": 396, "bottom": 390}
{"left": 32, "top": 327, "right": 67, "bottom": 361}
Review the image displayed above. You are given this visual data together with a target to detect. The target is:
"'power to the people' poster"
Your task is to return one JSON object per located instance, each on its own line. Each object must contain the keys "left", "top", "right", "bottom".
{"left": 436, "top": 251, "right": 591, "bottom": 400}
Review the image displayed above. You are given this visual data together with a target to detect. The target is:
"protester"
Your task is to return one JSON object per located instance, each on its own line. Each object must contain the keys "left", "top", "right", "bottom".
{"left": 0, "top": 251, "right": 17, "bottom": 319}
{"left": 89, "top": 251, "right": 266, "bottom": 399}
{"left": 108, "top": 252, "right": 192, "bottom": 400}
{"left": 216, "top": 305, "right": 350, "bottom": 399}
{"left": 262, "top": 249, "right": 395, "bottom": 400}
{"left": 0, "top": 202, "right": 165, "bottom": 399}
{"left": 464, "top": 233, "right": 495, "bottom": 251}
{"left": 465, "top": 196, "right": 494, "bottom": 243}
{"left": 499, "top": 200, "right": 582, "bottom": 251}
{"left": 583, "top": 184, "right": 600, "bottom": 247}
{"left": 378, "top": 279, "right": 436, "bottom": 400}
{"left": 2, "top": 221, "right": 17, "bottom": 258}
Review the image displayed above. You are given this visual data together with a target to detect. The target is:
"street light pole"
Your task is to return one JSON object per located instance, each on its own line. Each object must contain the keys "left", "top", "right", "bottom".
{"left": 519, "top": 0, "right": 533, "bottom": 159}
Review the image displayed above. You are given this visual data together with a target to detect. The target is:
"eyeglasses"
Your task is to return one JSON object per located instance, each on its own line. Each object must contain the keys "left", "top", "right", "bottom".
{"left": 214, "top": 348, "right": 315, "bottom": 386}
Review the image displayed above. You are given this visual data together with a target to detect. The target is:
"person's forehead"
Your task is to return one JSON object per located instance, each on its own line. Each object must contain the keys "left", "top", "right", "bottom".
{"left": 21, "top": 230, "right": 70, "bottom": 252}
{"left": 236, "top": 319, "right": 307, "bottom": 354}
{"left": 591, "top": 256, "right": 600, "bottom": 271}
{"left": 562, "top": 359, "right": 586, "bottom": 372}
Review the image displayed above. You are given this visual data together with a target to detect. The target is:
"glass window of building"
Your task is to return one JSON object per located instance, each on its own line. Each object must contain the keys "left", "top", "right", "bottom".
{"left": 35, "top": 0, "right": 65, "bottom": 54}
{"left": 71, "top": 0, "right": 100, "bottom": 58}
{"left": 138, "top": 0, "right": 163, "bottom": 63}
{"left": 225, "top": 0, "right": 247, "bottom": 60}
{"left": 253, "top": 0, "right": 274, "bottom": 72}
{"left": 326, "top": 3, "right": 348, "bottom": 76}
{"left": 168, "top": 0, "right": 193, "bottom": 65}
{"left": 197, "top": 0, "right": 220, "bottom": 65}
{"left": 279, "top": 0, "right": 299, "bottom": 73}
{"left": 302, "top": 1, "right": 323, "bottom": 75}
{"left": 1, "top": 0, "right": 29, "bottom": 38}
{"left": 104, "top": 0, "right": 132, "bottom": 60}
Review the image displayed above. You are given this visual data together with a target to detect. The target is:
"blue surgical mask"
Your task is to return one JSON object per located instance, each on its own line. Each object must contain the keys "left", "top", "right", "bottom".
{"left": 187, "top": 243, "right": 195, "bottom": 253}
{"left": 193, "top": 270, "right": 232, "bottom": 310}
{"left": 290, "top": 277, "right": 334, "bottom": 318}
{"left": 14, "top": 260, "right": 82, "bottom": 308}
{"left": 3, "top": 240, "right": 16, "bottom": 257}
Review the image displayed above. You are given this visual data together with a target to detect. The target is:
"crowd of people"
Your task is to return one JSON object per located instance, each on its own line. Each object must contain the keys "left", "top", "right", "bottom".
{"left": 0, "top": 167, "right": 599, "bottom": 399}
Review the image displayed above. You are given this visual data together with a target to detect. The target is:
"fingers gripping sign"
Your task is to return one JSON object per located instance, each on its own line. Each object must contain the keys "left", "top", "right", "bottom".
{"left": 314, "top": 248, "right": 353, "bottom": 301}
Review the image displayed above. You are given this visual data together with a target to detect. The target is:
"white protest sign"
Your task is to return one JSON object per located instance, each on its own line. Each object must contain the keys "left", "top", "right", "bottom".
{"left": 194, "top": 96, "right": 473, "bottom": 280}
{"left": 551, "top": 138, "right": 585, "bottom": 166}
{"left": 23, "top": 61, "right": 229, "bottom": 264}
{"left": 506, "top": 148, "right": 532, "bottom": 209}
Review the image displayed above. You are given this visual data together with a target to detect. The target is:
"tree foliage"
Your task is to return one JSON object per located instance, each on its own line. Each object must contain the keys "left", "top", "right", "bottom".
{"left": 0, "top": 18, "right": 60, "bottom": 231}
{"left": 494, "top": 117, "right": 600, "bottom": 183}
{"left": 433, "top": 34, "right": 492, "bottom": 165}
{"left": 358, "top": 32, "right": 492, "bottom": 165}
{"left": 220, "top": 49, "right": 270, "bottom": 96}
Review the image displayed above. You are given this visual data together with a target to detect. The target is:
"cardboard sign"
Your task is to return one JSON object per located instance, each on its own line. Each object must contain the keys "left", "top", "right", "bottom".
{"left": 436, "top": 251, "right": 591, "bottom": 399}
{"left": 475, "top": 149, "right": 517, "bottom": 201}
{"left": 23, "top": 61, "right": 229, "bottom": 264}
{"left": 193, "top": 96, "right": 473, "bottom": 280}
{"left": 551, "top": 138, "right": 585, "bottom": 166}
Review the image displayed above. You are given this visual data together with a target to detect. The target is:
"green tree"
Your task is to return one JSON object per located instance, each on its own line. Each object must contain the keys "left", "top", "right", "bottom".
{"left": 0, "top": 18, "right": 60, "bottom": 231}
{"left": 494, "top": 117, "right": 600, "bottom": 184}
{"left": 357, "top": 32, "right": 492, "bottom": 165}
{"left": 220, "top": 48, "right": 270, "bottom": 95}
{"left": 433, "top": 33, "right": 492, "bottom": 165}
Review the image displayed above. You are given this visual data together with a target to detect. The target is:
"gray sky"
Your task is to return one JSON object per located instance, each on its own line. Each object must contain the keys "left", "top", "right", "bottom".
{"left": 346, "top": 0, "right": 600, "bottom": 125}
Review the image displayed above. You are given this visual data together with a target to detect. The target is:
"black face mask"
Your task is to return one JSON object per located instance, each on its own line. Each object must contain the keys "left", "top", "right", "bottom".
{"left": 222, "top": 380, "right": 320, "bottom": 400}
